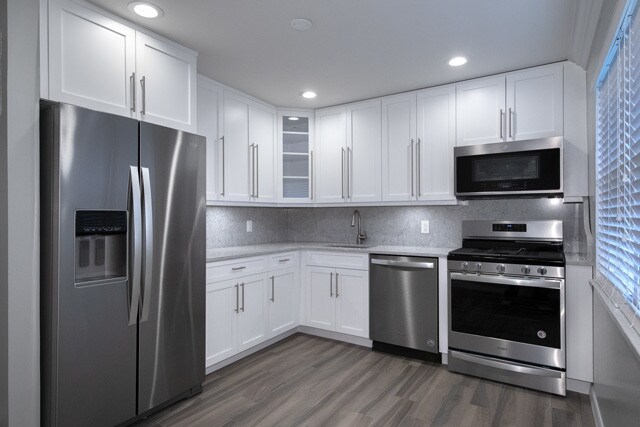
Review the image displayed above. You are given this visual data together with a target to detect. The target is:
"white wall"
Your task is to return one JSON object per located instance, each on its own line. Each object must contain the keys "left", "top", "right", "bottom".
{"left": 1, "top": 0, "right": 9, "bottom": 424}
{"left": 6, "top": 0, "right": 40, "bottom": 425}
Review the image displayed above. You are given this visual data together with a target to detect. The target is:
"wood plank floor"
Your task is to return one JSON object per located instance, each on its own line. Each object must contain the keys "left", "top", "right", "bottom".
{"left": 135, "top": 334, "right": 595, "bottom": 427}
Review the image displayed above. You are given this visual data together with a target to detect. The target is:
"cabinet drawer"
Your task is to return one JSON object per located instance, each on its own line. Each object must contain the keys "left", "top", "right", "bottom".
{"left": 207, "top": 257, "right": 267, "bottom": 283}
{"left": 269, "top": 252, "right": 298, "bottom": 270}
{"left": 305, "top": 251, "right": 368, "bottom": 270}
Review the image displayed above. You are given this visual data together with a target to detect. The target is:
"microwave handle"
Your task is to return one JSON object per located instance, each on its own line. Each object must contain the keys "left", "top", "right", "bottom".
{"left": 449, "top": 272, "right": 563, "bottom": 290}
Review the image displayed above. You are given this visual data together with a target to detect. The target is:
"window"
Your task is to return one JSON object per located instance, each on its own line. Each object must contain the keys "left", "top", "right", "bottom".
{"left": 596, "top": 0, "right": 640, "bottom": 317}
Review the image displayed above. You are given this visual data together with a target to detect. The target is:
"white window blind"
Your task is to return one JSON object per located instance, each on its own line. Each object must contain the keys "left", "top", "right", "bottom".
{"left": 596, "top": 0, "right": 640, "bottom": 317}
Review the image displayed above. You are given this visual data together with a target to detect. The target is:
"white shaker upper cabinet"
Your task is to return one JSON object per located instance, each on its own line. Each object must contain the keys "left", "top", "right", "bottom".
{"left": 48, "top": 0, "right": 136, "bottom": 117}
{"left": 506, "top": 64, "right": 563, "bottom": 141}
{"left": 381, "top": 93, "right": 417, "bottom": 202}
{"left": 197, "top": 76, "right": 224, "bottom": 203}
{"left": 205, "top": 279, "right": 238, "bottom": 367}
{"left": 135, "top": 32, "right": 197, "bottom": 133}
{"left": 346, "top": 100, "right": 382, "bottom": 203}
{"left": 416, "top": 85, "right": 456, "bottom": 201}
{"left": 223, "top": 91, "right": 252, "bottom": 202}
{"left": 249, "top": 103, "right": 277, "bottom": 203}
{"left": 456, "top": 75, "right": 506, "bottom": 146}
{"left": 315, "top": 106, "right": 347, "bottom": 203}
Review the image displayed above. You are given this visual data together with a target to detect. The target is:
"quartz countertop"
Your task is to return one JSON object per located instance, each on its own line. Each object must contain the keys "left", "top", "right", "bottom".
{"left": 206, "top": 242, "right": 455, "bottom": 263}
{"left": 565, "top": 251, "right": 595, "bottom": 267}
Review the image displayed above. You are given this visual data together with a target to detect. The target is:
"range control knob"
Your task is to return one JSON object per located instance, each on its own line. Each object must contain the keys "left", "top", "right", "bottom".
{"left": 476, "top": 263, "right": 482, "bottom": 271}
{"left": 537, "top": 267, "right": 548, "bottom": 276}
{"left": 496, "top": 264, "right": 506, "bottom": 273}
{"left": 521, "top": 266, "right": 531, "bottom": 274}
{"left": 462, "top": 262, "right": 469, "bottom": 270}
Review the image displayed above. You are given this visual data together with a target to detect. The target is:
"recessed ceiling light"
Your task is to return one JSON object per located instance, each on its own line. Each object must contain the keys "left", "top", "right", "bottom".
{"left": 128, "top": 2, "right": 164, "bottom": 19}
{"left": 301, "top": 91, "right": 317, "bottom": 99}
{"left": 288, "top": 117, "right": 300, "bottom": 121}
{"left": 291, "top": 18, "right": 313, "bottom": 31}
{"left": 448, "top": 56, "right": 467, "bottom": 67}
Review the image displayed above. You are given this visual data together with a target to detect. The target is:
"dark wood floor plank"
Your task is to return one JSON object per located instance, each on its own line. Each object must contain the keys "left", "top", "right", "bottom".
{"left": 133, "top": 334, "right": 595, "bottom": 427}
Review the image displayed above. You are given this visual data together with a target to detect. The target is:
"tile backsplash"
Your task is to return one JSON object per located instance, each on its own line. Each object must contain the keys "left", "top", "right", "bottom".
{"left": 207, "top": 199, "right": 588, "bottom": 253}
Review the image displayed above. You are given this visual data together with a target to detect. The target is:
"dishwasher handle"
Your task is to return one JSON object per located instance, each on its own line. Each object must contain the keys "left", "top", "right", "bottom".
{"left": 371, "top": 258, "right": 435, "bottom": 269}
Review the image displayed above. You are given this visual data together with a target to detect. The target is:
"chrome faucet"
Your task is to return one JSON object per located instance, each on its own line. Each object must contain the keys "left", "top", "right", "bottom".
{"left": 351, "top": 209, "right": 367, "bottom": 245}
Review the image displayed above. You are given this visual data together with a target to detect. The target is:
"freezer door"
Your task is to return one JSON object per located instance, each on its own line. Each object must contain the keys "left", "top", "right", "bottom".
{"left": 138, "top": 122, "right": 206, "bottom": 413}
{"left": 41, "top": 103, "right": 139, "bottom": 426}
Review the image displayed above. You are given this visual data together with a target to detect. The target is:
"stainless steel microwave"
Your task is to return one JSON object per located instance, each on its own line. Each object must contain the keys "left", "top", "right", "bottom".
{"left": 454, "top": 137, "right": 563, "bottom": 199}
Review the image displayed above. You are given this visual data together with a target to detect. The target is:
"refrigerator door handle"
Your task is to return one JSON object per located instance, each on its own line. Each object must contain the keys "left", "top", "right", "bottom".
{"left": 140, "top": 167, "right": 154, "bottom": 323}
{"left": 128, "top": 166, "right": 142, "bottom": 326}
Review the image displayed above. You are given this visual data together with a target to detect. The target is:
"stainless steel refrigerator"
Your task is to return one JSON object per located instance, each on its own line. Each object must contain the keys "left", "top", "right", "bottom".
{"left": 40, "top": 102, "right": 205, "bottom": 426}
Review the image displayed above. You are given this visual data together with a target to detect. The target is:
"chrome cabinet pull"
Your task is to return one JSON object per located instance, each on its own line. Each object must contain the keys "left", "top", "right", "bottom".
{"left": 234, "top": 284, "right": 239, "bottom": 313}
{"left": 347, "top": 147, "right": 352, "bottom": 199}
{"left": 255, "top": 144, "right": 259, "bottom": 198}
{"left": 310, "top": 150, "right": 314, "bottom": 200}
{"left": 336, "top": 273, "right": 340, "bottom": 298}
{"left": 330, "top": 272, "right": 333, "bottom": 297}
{"left": 410, "top": 139, "right": 415, "bottom": 197}
{"left": 270, "top": 276, "right": 275, "bottom": 302}
{"left": 341, "top": 148, "right": 345, "bottom": 199}
{"left": 249, "top": 143, "right": 255, "bottom": 197}
{"left": 140, "top": 76, "right": 146, "bottom": 115}
{"left": 232, "top": 266, "right": 246, "bottom": 271}
{"left": 417, "top": 138, "right": 422, "bottom": 197}
{"left": 509, "top": 108, "right": 514, "bottom": 139}
{"left": 220, "top": 136, "right": 225, "bottom": 196}
{"left": 241, "top": 283, "right": 245, "bottom": 312}
{"left": 278, "top": 258, "right": 290, "bottom": 263}
{"left": 499, "top": 109, "right": 503, "bottom": 139}
{"left": 130, "top": 72, "right": 136, "bottom": 113}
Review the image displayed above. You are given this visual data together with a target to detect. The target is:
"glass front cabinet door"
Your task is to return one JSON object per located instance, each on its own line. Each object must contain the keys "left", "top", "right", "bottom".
{"left": 278, "top": 111, "right": 314, "bottom": 203}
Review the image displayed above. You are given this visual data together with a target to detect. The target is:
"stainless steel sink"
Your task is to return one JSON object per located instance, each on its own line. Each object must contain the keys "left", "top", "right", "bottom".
{"left": 326, "top": 243, "right": 374, "bottom": 249}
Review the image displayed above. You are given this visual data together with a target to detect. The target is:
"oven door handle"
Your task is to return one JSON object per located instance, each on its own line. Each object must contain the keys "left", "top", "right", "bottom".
{"left": 450, "top": 351, "right": 563, "bottom": 378}
{"left": 449, "top": 272, "right": 563, "bottom": 290}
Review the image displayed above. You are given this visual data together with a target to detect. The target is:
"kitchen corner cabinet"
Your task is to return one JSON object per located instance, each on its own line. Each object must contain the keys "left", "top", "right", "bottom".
{"left": 222, "top": 91, "right": 276, "bottom": 203}
{"left": 44, "top": 0, "right": 197, "bottom": 133}
{"left": 278, "top": 111, "right": 314, "bottom": 203}
{"left": 197, "top": 76, "right": 224, "bottom": 202}
{"left": 456, "top": 63, "right": 563, "bottom": 146}
{"left": 381, "top": 86, "right": 455, "bottom": 202}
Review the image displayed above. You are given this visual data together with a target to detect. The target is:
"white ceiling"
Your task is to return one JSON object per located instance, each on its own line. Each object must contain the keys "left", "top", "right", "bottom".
{"left": 88, "top": 0, "right": 580, "bottom": 109}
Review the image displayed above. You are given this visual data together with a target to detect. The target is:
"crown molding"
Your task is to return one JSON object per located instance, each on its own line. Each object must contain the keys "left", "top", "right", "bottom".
{"left": 569, "top": 0, "right": 604, "bottom": 69}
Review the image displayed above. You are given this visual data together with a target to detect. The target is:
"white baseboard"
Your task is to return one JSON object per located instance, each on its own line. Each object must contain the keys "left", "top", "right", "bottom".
{"left": 567, "top": 378, "right": 592, "bottom": 394}
{"left": 590, "top": 385, "right": 604, "bottom": 427}
{"left": 441, "top": 352, "right": 448, "bottom": 365}
{"left": 298, "top": 325, "right": 373, "bottom": 347}
{"left": 205, "top": 328, "right": 298, "bottom": 375}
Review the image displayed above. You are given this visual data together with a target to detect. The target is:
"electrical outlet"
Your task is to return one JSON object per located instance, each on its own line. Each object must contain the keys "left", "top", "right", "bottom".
{"left": 246, "top": 220, "right": 253, "bottom": 232}
{"left": 421, "top": 220, "right": 430, "bottom": 234}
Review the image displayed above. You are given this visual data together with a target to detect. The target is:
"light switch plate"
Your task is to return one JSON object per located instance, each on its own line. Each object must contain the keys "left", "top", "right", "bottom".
{"left": 421, "top": 220, "right": 429, "bottom": 234}
{"left": 246, "top": 220, "right": 253, "bottom": 232}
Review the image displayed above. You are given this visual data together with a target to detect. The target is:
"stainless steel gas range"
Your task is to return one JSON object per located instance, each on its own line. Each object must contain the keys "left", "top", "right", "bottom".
{"left": 447, "top": 220, "right": 566, "bottom": 395}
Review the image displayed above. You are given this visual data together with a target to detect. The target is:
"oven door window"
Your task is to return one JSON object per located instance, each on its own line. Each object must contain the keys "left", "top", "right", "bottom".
{"left": 450, "top": 277, "right": 561, "bottom": 348}
{"left": 456, "top": 148, "right": 561, "bottom": 193}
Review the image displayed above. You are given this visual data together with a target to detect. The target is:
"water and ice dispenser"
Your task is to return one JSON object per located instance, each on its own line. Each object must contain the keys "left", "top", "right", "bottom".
{"left": 75, "top": 210, "right": 127, "bottom": 284}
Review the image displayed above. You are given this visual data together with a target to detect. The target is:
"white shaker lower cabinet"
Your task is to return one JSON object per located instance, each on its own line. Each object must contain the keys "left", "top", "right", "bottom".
{"left": 334, "top": 269, "right": 369, "bottom": 337}
{"left": 205, "top": 279, "right": 239, "bottom": 367}
{"left": 268, "top": 269, "right": 298, "bottom": 336}
{"left": 565, "top": 265, "right": 594, "bottom": 383}
{"left": 236, "top": 274, "right": 270, "bottom": 352}
{"left": 303, "top": 253, "right": 369, "bottom": 339}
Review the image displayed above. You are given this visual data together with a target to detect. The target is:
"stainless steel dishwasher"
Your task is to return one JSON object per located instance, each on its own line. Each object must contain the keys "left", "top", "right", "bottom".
{"left": 370, "top": 255, "right": 439, "bottom": 357}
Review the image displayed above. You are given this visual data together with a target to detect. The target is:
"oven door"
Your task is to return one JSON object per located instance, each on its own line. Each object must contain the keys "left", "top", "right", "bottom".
{"left": 454, "top": 137, "right": 563, "bottom": 198}
{"left": 448, "top": 272, "right": 565, "bottom": 369}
